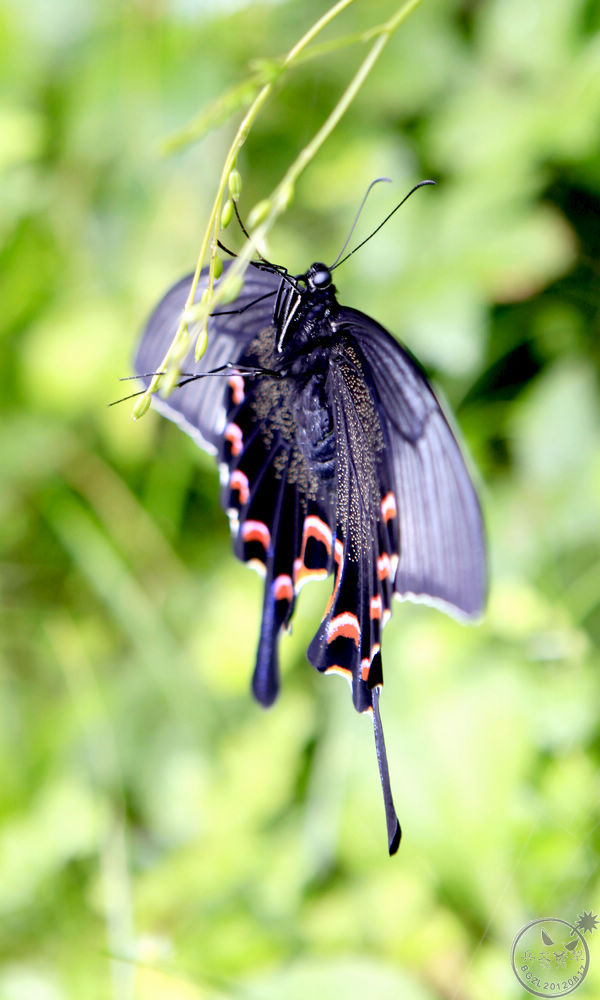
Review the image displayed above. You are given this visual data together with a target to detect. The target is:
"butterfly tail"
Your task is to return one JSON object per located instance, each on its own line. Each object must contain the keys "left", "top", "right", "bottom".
{"left": 306, "top": 521, "right": 401, "bottom": 851}
{"left": 251, "top": 572, "right": 293, "bottom": 707}
{"left": 372, "top": 685, "right": 401, "bottom": 855}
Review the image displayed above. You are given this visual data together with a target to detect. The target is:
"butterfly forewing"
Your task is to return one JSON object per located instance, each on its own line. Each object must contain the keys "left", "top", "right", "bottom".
{"left": 135, "top": 265, "right": 281, "bottom": 454}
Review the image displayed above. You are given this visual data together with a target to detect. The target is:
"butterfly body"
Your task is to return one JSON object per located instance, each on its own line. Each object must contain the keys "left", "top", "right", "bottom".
{"left": 135, "top": 257, "right": 486, "bottom": 854}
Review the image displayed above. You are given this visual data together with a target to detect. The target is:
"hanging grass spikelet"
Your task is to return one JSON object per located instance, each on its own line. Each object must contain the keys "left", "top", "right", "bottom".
{"left": 161, "top": 365, "right": 182, "bottom": 397}
{"left": 171, "top": 327, "right": 190, "bottom": 363}
{"left": 247, "top": 198, "right": 271, "bottom": 229}
{"left": 228, "top": 169, "right": 242, "bottom": 201}
{"left": 221, "top": 199, "right": 235, "bottom": 228}
{"left": 219, "top": 272, "right": 244, "bottom": 305}
{"left": 194, "top": 321, "right": 209, "bottom": 361}
{"left": 132, "top": 392, "right": 151, "bottom": 420}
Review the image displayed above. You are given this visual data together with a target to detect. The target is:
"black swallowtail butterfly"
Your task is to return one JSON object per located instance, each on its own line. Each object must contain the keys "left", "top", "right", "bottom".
{"left": 134, "top": 235, "right": 486, "bottom": 855}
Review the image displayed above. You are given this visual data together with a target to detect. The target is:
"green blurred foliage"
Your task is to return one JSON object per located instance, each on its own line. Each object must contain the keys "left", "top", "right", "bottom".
{"left": 1, "top": 1, "right": 600, "bottom": 998}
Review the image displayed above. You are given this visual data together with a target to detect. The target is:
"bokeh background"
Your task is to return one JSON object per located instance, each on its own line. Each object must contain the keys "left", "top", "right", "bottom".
{"left": 2, "top": 1, "right": 600, "bottom": 997}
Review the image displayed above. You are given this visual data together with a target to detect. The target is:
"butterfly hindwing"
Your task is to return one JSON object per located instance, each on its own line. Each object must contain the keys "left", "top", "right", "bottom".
{"left": 305, "top": 344, "right": 396, "bottom": 713}
{"left": 338, "top": 306, "right": 487, "bottom": 620}
{"left": 172, "top": 295, "right": 337, "bottom": 707}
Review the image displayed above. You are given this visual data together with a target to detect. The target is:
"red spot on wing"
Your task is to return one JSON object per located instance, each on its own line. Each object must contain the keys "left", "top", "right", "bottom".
{"left": 360, "top": 643, "right": 381, "bottom": 681}
{"left": 273, "top": 574, "right": 294, "bottom": 602}
{"left": 377, "top": 553, "right": 393, "bottom": 581}
{"left": 242, "top": 520, "right": 271, "bottom": 549}
{"left": 370, "top": 595, "right": 383, "bottom": 619}
{"left": 228, "top": 375, "right": 245, "bottom": 405}
{"left": 327, "top": 612, "right": 360, "bottom": 646}
{"left": 225, "top": 422, "right": 243, "bottom": 456}
{"left": 303, "top": 515, "right": 333, "bottom": 552}
{"left": 230, "top": 470, "right": 249, "bottom": 505}
{"left": 381, "top": 492, "right": 397, "bottom": 522}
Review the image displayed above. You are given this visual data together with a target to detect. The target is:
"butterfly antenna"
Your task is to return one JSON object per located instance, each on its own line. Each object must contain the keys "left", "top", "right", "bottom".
{"left": 330, "top": 179, "right": 436, "bottom": 271}
{"left": 232, "top": 201, "right": 253, "bottom": 245}
{"left": 232, "top": 200, "right": 273, "bottom": 265}
{"left": 372, "top": 686, "right": 401, "bottom": 855}
{"left": 329, "top": 177, "right": 391, "bottom": 270}
{"left": 220, "top": 202, "right": 285, "bottom": 273}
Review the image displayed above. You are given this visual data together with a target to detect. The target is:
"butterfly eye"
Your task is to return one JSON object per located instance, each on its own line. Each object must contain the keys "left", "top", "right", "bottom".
{"left": 306, "top": 263, "right": 332, "bottom": 289}
{"left": 542, "top": 930, "right": 554, "bottom": 946}
{"left": 566, "top": 939, "right": 579, "bottom": 951}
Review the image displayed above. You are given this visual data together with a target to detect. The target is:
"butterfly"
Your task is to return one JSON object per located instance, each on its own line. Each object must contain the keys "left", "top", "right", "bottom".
{"left": 134, "top": 231, "right": 486, "bottom": 854}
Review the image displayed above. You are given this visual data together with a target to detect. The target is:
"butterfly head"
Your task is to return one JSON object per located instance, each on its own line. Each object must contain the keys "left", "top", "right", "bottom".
{"left": 302, "top": 262, "right": 333, "bottom": 292}
{"left": 275, "top": 262, "right": 337, "bottom": 353}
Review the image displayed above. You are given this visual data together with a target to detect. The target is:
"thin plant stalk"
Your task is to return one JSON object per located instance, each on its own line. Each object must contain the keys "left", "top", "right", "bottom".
{"left": 136, "top": 0, "right": 356, "bottom": 415}
{"left": 133, "top": 0, "right": 424, "bottom": 419}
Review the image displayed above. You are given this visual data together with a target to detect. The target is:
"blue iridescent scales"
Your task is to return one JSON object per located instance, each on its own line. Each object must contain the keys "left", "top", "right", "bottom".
{"left": 135, "top": 259, "right": 486, "bottom": 855}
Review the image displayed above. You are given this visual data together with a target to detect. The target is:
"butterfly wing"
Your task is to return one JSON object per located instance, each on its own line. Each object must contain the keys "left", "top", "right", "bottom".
{"left": 216, "top": 334, "right": 337, "bottom": 706}
{"left": 300, "top": 339, "right": 405, "bottom": 853}
{"left": 305, "top": 310, "right": 486, "bottom": 703}
{"left": 135, "top": 265, "right": 337, "bottom": 706}
{"left": 336, "top": 305, "right": 487, "bottom": 620}
{"left": 300, "top": 310, "right": 485, "bottom": 854}
{"left": 134, "top": 264, "right": 281, "bottom": 455}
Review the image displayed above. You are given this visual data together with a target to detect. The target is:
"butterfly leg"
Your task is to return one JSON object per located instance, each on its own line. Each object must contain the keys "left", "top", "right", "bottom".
{"left": 210, "top": 290, "right": 277, "bottom": 317}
